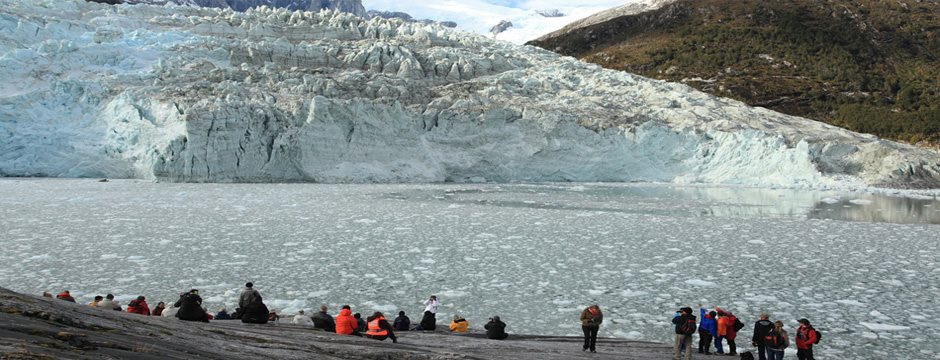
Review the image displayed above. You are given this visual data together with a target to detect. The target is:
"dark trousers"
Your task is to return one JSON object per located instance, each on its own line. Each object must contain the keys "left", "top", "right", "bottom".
{"left": 582, "top": 326, "right": 599, "bottom": 351}
{"left": 797, "top": 347, "right": 815, "bottom": 360}
{"left": 726, "top": 338, "right": 737, "bottom": 354}
{"left": 756, "top": 344, "right": 767, "bottom": 360}
{"left": 698, "top": 330, "right": 713, "bottom": 353}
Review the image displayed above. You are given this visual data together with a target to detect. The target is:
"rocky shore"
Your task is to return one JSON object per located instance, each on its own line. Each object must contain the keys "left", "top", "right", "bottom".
{"left": 0, "top": 288, "right": 672, "bottom": 359}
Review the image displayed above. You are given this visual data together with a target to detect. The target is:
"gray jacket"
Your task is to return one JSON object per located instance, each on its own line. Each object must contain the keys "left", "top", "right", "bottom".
{"left": 239, "top": 288, "right": 260, "bottom": 310}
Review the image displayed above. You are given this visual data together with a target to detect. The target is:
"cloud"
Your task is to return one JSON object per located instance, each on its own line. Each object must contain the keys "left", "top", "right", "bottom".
{"left": 361, "top": 0, "right": 634, "bottom": 43}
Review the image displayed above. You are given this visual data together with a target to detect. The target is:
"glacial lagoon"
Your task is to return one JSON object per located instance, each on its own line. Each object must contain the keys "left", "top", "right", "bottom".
{"left": 1, "top": 179, "right": 938, "bottom": 359}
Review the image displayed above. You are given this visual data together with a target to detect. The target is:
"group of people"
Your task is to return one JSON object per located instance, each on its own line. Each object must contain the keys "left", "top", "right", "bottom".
{"left": 43, "top": 287, "right": 511, "bottom": 343}
{"left": 671, "top": 306, "right": 821, "bottom": 360}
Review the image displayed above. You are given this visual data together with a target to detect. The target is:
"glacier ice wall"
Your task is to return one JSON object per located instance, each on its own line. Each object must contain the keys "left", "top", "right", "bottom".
{"left": 1, "top": 0, "right": 939, "bottom": 189}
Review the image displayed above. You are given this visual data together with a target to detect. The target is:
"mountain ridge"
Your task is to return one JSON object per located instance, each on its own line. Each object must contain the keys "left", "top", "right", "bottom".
{"left": 528, "top": 0, "right": 940, "bottom": 146}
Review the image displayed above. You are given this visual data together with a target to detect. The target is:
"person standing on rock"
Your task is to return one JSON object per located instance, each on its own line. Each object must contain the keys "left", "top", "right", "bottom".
{"left": 485, "top": 316, "right": 509, "bottom": 340}
{"left": 365, "top": 311, "right": 398, "bottom": 343}
{"left": 715, "top": 307, "right": 739, "bottom": 355}
{"left": 312, "top": 304, "right": 336, "bottom": 332}
{"left": 580, "top": 304, "right": 603, "bottom": 353}
{"left": 795, "top": 319, "right": 819, "bottom": 360}
{"left": 765, "top": 321, "right": 789, "bottom": 360}
{"left": 752, "top": 313, "right": 774, "bottom": 360}
{"left": 698, "top": 307, "right": 717, "bottom": 354}
{"left": 175, "top": 289, "right": 209, "bottom": 322}
{"left": 672, "top": 307, "right": 696, "bottom": 360}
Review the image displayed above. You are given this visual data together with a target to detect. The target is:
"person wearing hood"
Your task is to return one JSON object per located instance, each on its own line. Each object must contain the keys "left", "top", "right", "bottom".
{"left": 485, "top": 316, "right": 508, "bottom": 340}
{"left": 127, "top": 296, "right": 151, "bottom": 315}
{"left": 312, "top": 304, "right": 336, "bottom": 332}
{"left": 56, "top": 291, "right": 76, "bottom": 303}
{"left": 215, "top": 308, "right": 232, "bottom": 320}
{"left": 89, "top": 295, "right": 103, "bottom": 307}
{"left": 175, "top": 289, "right": 209, "bottom": 322}
{"left": 672, "top": 307, "right": 697, "bottom": 360}
{"left": 355, "top": 313, "right": 367, "bottom": 332}
{"left": 698, "top": 308, "right": 718, "bottom": 354}
{"left": 449, "top": 315, "right": 469, "bottom": 333}
{"left": 393, "top": 311, "right": 411, "bottom": 331}
{"left": 417, "top": 310, "right": 436, "bottom": 331}
{"left": 291, "top": 310, "right": 313, "bottom": 325}
{"left": 752, "top": 313, "right": 774, "bottom": 360}
{"left": 97, "top": 294, "right": 122, "bottom": 311}
{"left": 335, "top": 305, "right": 360, "bottom": 335}
{"left": 365, "top": 312, "right": 398, "bottom": 343}
{"left": 715, "top": 307, "right": 739, "bottom": 355}
{"left": 580, "top": 304, "right": 603, "bottom": 353}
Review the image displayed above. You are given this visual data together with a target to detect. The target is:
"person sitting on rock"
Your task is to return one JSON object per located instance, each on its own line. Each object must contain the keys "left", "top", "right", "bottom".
{"left": 485, "top": 316, "right": 509, "bottom": 340}
{"left": 268, "top": 309, "right": 280, "bottom": 323}
{"left": 393, "top": 311, "right": 411, "bottom": 331}
{"left": 175, "top": 289, "right": 209, "bottom": 322}
{"left": 416, "top": 310, "right": 436, "bottom": 331}
{"left": 215, "top": 308, "right": 232, "bottom": 320}
{"left": 312, "top": 304, "right": 335, "bottom": 332}
{"left": 449, "top": 315, "right": 469, "bottom": 333}
{"left": 365, "top": 311, "right": 398, "bottom": 343}
{"left": 354, "top": 313, "right": 367, "bottom": 333}
{"left": 89, "top": 295, "right": 103, "bottom": 307}
{"left": 97, "top": 293, "right": 122, "bottom": 311}
{"left": 42, "top": 291, "right": 53, "bottom": 298}
{"left": 335, "top": 305, "right": 360, "bottom": 335}
{"left": 127, "top": 296, "right": 151, "bottom": 315}
{"left": 291, "top": 310, "right": 313, "bottom": 325}
{"left": 56, "top": 291, "right": 76, "bottom": 302}
{"left": 239, "top": 282, "right": 261, "bottom": 313}
{"left": 153, "top": 302, "right": 166, "bottom": 316}
{"left": 240, "top": 290, "right": 269, "bottom": 324}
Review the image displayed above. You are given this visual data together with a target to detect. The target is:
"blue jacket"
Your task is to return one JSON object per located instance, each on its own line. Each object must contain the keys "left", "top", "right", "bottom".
{"left": 699, "top": 308, "right": 717, "bottom": 336}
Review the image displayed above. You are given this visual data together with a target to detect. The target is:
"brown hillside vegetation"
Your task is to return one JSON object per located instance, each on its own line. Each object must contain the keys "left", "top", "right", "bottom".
{"left": 528, "top": 0, "right": 940, "bottom": 145}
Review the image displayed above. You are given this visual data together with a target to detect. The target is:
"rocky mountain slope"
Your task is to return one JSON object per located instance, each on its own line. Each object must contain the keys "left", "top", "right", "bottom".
{"left": 529, "top": 0, "right": 940, "bottom": 145}
{"left": 0, "top": 287, "right": 671, "bottom": 359}
{"left": 1, "top": 0, "right": 939, "bottom": 189}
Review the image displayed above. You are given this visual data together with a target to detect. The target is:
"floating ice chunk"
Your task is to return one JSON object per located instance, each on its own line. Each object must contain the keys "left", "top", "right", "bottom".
{"left": 860, "top": 322, "right": 910, "bottom": 331}
{"left": 438, "top": 290, "right": 469, "bottom": 297}
{"left": 820, "top": 197, "right": 840, "bottom": 204}
{"left": 100, "top": 254, "right": 121, "bottom": 260}
{"left": 552, "top": 299, "right": 573, "bottom": 305}
{"left": 28, "top": 254, "right": 51, "bottom": 260}
{"left": 880, "top": 279, "right": 904, "bottom": 286}
{"left": 685, "top": 279, "right": 717, "bottom": 287}
{"left": 419, "top": 259, "right": 436, "bottom": 264}
{"left": 353, "top": 219, "right": 377, "bottom": 224}
{"left": 307, "top": 290, "right": 329, "bottom": 297}
{"left": 747, "top": 240, "right": 766, "bottom": 245}
{"left": 835, "top": 299, "right": 866, "bottom": 306}
{"left": 849, "top": 199, "right": 873, "bottom": 205}
{"left": 621, "top": 290, "right": 649, "bottom": 297}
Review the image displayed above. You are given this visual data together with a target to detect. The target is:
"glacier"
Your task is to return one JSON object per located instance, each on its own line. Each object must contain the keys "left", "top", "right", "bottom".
{"left": 1, "top": 0, "right": 939, "bottom": 189}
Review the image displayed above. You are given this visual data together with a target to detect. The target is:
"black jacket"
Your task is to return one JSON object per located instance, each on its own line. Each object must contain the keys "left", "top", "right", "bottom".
{"left": 312, "top": 312, "right": 335, "bottom": 332}
{"left": 393, "top": 315, "right": 411, "bottom": 331}
{"left": 672, "top": 314, "right": 697, "bottom": 335}
{"left": 240, "top": 294, "right": 269, "bottom": 324}
{"left": 419, "top": 311, "right": 436, "bottom": 331}
{"left": 175, "top": 294, "right": 208, "bottom": 322}
{"left": 753, "top": 320, "right": 774, "bottom": 344}
{"left": 485, "top": 319, "right": 508, "bottom": 339}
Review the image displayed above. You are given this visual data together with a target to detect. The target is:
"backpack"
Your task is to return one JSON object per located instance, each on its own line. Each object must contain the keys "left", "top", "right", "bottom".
{"left": 678, "top": 317, "right": 696, "bottom": 335}
{"left": 764, "top": 331, "right": 786, "bottom": 348}
{"left": 739, "top": 351, "right": 755, "bottom": 360}
{"left": 813, "top": 329, "right": 822, "bottom": 344}
{"left": 733, "top": 317, "right": 745, "bottom": 332}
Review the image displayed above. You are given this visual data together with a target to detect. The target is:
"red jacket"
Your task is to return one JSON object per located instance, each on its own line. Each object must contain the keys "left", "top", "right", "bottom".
{"left": 335, "top": 309, "right": 358, "bottom": 335}
{"left": 56, "top": 292, "right": 76, "bottom": 303}
{"left": 127, "top": 299, "right": 151, "bottom": 315}
{"left": 795, "top": 325, "right": 817, "bottom": 349}
{"left": 714, "top": 308, "right": 737, "bottom": 339}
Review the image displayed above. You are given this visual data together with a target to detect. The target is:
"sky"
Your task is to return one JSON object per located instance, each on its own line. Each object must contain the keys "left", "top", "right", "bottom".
{"left": 361, "top": 0, "right": 636, "bottom": 44}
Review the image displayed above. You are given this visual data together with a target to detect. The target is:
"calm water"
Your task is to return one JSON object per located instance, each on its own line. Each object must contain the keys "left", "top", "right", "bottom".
{"left": 1, "top": 179, "right": 938, "bottom": 359}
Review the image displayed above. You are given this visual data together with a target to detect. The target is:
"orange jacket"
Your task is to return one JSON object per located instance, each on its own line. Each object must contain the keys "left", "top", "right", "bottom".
{"left": 449, "top": 318, "right": 469, "bottom": 333}
{"left": 367, "top": 315, "right": 388, "bottom": 336}
{"left": 716, "top": 315, "right": 737, "bottom": 339}
{"left": 335, "top": 309, "right": 358, "bottom": 335}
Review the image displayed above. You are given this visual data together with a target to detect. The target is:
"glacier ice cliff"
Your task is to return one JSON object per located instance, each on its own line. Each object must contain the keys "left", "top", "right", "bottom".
{"left": 1, "top": 0, "right": 939, "bottom": 189}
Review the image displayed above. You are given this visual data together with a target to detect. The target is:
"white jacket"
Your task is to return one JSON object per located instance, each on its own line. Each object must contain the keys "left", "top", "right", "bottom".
{"left": 423, "top": 299, "right": 440, "bottom": 314}
{"left": 291, "top": 314, "right": 314, "bottom": 326}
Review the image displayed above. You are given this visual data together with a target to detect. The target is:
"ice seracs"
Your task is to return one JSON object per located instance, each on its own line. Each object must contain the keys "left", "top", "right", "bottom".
{"left": 1, "top": 0, "right": 939, "bottom": 189}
